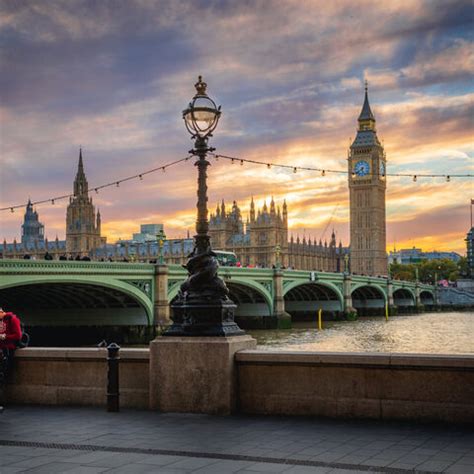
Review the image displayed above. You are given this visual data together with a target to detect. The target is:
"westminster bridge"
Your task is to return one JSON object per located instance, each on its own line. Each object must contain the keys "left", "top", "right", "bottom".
{"left": 0, "top": 259, "right": 437, "bottom": 338}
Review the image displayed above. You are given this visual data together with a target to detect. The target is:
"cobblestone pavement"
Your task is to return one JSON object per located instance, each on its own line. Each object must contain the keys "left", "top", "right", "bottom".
{"left": 0, "top": 406, "right": 473, "bottom": 473}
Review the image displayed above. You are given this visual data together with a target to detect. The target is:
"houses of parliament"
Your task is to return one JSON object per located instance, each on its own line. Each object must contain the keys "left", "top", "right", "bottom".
{"left": 2, "top": 87, "right": 388, "bottom": 275}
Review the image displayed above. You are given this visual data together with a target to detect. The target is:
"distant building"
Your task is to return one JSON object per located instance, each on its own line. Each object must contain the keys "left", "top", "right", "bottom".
{"left": 132, "top": 224, "right": 164, "bottom": 243}
{"left": 2, "top": 201, "right": 66, "bottom": 258}
{"left": 66, "top": 149, "right": 105, "bottom": 256}
{"left": 348, "top": 84, "right": 387, "bottom": 276}
{"left": 208, "top": 198, "right": 347, "bottom": 271}
{"left": 21, "top": 199, "right": 44, "bottom": 247}
{"left": 389, "top": 247, "right": 461, "bottom": 265}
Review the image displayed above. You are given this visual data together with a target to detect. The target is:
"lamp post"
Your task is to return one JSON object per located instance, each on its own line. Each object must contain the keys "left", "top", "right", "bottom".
{"left": 157, "top": 229, "right": 166, "bottom": 265}
{"left": 275, "top": 244, "right": 281, "bottom": 269}
{"left": 344, "top": 253, "right": 350, "bottom": 274}
{"left": 165, "top": 76, "right": 244, "bottom": 337}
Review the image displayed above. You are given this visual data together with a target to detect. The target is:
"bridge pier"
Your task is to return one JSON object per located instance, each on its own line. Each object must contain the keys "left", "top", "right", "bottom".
{"left": 343, "top": 274, "right": 355, "bottom": 316}
{"left": 153, "top": 264, "right": 170, "bottom": 328}
{"left": 415, "top": 282, "right": 424, "bottom": 313}
{"left": 273, "top": 269, "right": 291, "bottom": 328}
{"left": 387, "top": 279, "right": 397, "bottom": 316}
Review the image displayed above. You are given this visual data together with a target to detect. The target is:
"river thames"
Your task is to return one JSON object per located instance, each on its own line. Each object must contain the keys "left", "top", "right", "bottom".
{"left": 249, "top": 311, "right": 474, "bottom": 354}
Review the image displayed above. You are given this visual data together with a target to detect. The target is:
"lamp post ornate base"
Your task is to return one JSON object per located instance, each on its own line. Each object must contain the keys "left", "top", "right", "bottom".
{"left": 166, "top": 248, "right": 244, "bottom": 337}
{"left": 166, "top": 300, "right": 244, "bottom": 337}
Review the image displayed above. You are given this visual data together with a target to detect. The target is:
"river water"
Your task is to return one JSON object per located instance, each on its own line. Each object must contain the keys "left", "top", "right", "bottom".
{"left": 248, "top": 311, "right": 474, "bottom": 354}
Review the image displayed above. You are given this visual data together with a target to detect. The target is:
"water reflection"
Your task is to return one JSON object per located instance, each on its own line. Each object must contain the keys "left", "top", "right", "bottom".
{"left": 248, "top": 311, "right": 474, "bottom": 354}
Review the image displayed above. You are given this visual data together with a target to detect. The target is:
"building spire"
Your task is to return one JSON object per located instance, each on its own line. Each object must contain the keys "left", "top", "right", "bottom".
{"left": 358, "top": 81, "right": 375, "bottom": 123}
{"left": 250, "top": 196, "right": 256, "bottom": 223}
{"left": 74, "top": 148, "right": 88, "bottom": 196}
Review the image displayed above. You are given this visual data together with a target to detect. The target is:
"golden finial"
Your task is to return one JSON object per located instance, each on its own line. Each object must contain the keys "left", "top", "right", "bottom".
{"left": 194, "top": 75, "right": 207, "bottom": 96}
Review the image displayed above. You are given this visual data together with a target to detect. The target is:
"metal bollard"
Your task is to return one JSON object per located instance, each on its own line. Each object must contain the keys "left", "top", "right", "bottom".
{"left": 106, "top": 342, "right": 120, "bottom": 412}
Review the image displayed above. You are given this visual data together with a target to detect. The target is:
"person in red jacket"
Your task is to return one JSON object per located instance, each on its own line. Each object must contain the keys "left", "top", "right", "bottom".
{"left": 0, "top": 308, "right": 22, "bottom": 412}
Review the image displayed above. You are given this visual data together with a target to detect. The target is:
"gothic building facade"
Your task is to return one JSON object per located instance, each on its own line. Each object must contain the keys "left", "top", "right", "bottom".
{"left": 209, "top": 197, "right": 345, "bottom": 271}
{"left": 65, "top": 149, "right": 105, "bottom": 256}
{"left": 348, "top": 85, "right": 387, "bottom": 276}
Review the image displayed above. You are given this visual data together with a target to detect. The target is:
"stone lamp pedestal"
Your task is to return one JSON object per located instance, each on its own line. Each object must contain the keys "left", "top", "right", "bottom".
{"left": 149, "top": 335, "right": 256, "bottom": 415}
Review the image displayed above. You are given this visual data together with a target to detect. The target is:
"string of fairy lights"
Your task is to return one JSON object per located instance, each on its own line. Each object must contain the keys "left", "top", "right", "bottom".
{"left": 1, "top": 151, "right": 472, "bottom": 213}
{"left": 1, "top": 156, "right": 191, "bottom": 213}
{"left": 209, "top": 152, "right": 473, "bottom": 181}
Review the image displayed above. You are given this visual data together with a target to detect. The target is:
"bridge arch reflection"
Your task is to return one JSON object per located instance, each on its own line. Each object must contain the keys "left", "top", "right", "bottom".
{"left": 420, "top": 290, "right": 435, "bottom": 306}
{"left": 393, "top": 288, "right": 416, "bottom": 311}
{"left": 284, "top": 282, "right": 343, "bottom": 320}
{"left": 351, "top": 284, "right": 386, "bottom": 315}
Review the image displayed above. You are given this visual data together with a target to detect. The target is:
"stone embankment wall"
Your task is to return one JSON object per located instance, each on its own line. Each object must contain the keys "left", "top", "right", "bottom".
{"left": 6, "top": 348, "right": 474, "bottom": 422}
{"left": 7, "top": 348, "right": 149, "bottom": 409}
{"left": 236, "top": 351, "right": 474, "bottom": 423}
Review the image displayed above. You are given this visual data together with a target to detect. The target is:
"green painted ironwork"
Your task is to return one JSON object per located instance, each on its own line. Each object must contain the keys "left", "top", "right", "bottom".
{"left": 0, "top": 259, "right": 436, "bottom": 326}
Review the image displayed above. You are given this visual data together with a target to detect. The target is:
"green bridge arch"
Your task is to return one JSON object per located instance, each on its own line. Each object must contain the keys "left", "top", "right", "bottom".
{"left": 283, "top": 280, "right": 344, "bottom": 306}
{"left": 168, "top": 277, "right": 273, "bottom": 317}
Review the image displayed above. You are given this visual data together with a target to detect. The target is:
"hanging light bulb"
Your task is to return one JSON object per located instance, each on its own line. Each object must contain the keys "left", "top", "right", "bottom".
{"left": 51, "top": 199, "right": 55, "bottom": 205}
{"left": 10, "top": 207, "right": 14, "bottom": 213}
{"left": 267, "top": 163, "right": 271, "bottom": 169}
{"left": 413, "top": 175, "right": 417, "bottom": 182}
{"left": 162, "top": 167, "right": 166, "bottom": 173}
{"left": 95, "top": 188, "right": 99, "bottom": 194}
{"left": 293, "top": 167, "right": 297, "bottom": 173}
{"left": 231, "top": 158, "right": 235, "bottom": 164}
{"left": 215, "top": 155, "right": 219, "bottom": 161}
{"left": 116, "top": 182, "right": 120, "bottom": 187}
{"left": 240, "top": 160, "right": 244, "bottom": 166}
{"left": 446, "top": 175, "right": 450, "bottom": 182}
{"left": 139, "top": 175, "right": 143, "bottom": 181}
{"left": 321, "top": 170, "right": 326, "bottom": 176}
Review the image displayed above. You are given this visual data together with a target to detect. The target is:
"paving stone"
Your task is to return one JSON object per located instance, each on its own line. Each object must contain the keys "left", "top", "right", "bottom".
{"left": 415, "top": 459, "right": 455, "bottom": 472}
{"left": 164, "top": 456, "right": 219, "bottom": 470}
{"left": 58, "top": 468, "right": 109, "bottom": 474}
{"left": 0, "top": 454, "right": 27, "bottom": 466}
{"left": 191, "top": 459, "right": 255, "bottom": 473}
{"left": 445, "top": 464, "right": 474, "bottom": 474}
{"left": 242, "top": 462, "right": 289, "bottom": 472}
{"left": 282, "top": 467, "right": 333, "bottom": 474}
{"left": 19, "top": 461, "right": 81, "bottom": 473}
{"left": 0, "top": 468, "right": 27, "bottom": 473}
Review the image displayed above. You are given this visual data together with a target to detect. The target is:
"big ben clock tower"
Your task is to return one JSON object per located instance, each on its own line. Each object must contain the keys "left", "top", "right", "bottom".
{"left": 349, "top": 83, "right": 387, "bottom": 276}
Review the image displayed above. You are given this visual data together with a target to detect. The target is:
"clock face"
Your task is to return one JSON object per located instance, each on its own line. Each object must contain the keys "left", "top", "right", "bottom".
{"left": 379, "top": 161, "right": 386, "bottom": 176}
{"left": 354, "top": 160, "right": 370, "bottom": 177}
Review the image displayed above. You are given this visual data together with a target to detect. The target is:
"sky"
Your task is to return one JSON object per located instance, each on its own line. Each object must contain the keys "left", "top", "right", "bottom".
{"left": 0, "top": 0, "right": 472, "bottom": 254}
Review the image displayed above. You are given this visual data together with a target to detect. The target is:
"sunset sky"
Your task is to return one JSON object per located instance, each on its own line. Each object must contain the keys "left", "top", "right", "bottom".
{"left": 0, "top": 0, "right": 472, "bottom": 254}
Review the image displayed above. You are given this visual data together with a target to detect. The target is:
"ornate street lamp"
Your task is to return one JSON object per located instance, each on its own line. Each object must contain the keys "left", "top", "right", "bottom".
{"left": 165, "top": 76, "right": 244, "bottom": 337}
{"left": 344, "top": 253, "right": 350, "bottom": 274}
{"left": 275, "top": 244, "right": 281, "bottom": 269}
{"left": 157, "top": 229, "right": 167, "bottom": 265}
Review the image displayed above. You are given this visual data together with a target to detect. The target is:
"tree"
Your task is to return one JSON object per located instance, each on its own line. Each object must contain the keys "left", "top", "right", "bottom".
{"left": 389, "top": 259, "right": 460, "bottom": 283}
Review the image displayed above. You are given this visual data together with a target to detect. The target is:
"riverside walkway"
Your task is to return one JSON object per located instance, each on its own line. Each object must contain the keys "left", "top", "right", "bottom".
{"left": 0, "top": 406, "right": 473, "bottom": 473}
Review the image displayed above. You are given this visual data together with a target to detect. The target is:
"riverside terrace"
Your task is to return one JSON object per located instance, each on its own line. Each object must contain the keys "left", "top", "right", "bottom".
{"left": 0, "top": 259, "right": 438, "bottom": 334}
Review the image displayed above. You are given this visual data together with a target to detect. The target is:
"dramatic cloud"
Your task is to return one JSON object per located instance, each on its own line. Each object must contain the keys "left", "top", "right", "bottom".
{"left": 1, "top": 0, "right": 472, "bottom": 254}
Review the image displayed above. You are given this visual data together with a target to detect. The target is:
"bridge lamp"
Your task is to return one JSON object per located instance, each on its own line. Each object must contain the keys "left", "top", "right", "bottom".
{"left": 164, "top": 76, "right": 244, "bottom": 337}
{"left": 275, "top": 244, "right": 281, "bottom": 269}
{"left": 157, "top": 229, "right": 167, "bottom": 265}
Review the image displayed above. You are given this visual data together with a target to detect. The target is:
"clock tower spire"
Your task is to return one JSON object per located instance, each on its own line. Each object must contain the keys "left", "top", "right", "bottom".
{"left": 348, "top": 83, "right": 387, "bottom": 276}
